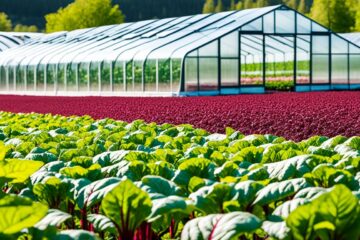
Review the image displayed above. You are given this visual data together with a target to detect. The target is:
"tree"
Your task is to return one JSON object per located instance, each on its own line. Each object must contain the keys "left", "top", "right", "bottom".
{"left": 215, "top": 0, "right": 224, "bottom": 12}
{"left": 230, "top": 0, "right": 236, "bottom": 10}
{"left": 297, "top": 0, "right": 307, "bottom": 14}
{"left": 309, "top": 0, "right": 355, "bottom": 33}
{"left": 257, "top": 0, "right": 269, "bottom": 7}
{"left": 355, "top": 4, "right": 360, "bottom": 31}
{"left": 203, "top": 0, "right": 216, "bottom": 13}
{"left": 0, "top": 12, "right": 12, "bottom": 31}
{"left": 243, "top": 0, "right": 254, "bottom": 9}
{"left": 45, "top": 0, "right": 125, "bottom": 33}
{"left": 14, "top": 24, "right": 39, "bottom": 32}
{"left": 236, "top": 1, "right": 244, "bottom": 10}
{"left": 285, "top": 0, "right": 298, "bottom": 9}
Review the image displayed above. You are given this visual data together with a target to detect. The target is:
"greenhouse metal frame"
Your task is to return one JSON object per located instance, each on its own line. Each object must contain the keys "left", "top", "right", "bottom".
{"left": 0, "top": 5, "right": 359, "bottom": 96}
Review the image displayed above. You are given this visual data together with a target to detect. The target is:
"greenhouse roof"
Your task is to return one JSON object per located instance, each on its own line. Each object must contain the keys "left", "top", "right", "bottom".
{"left": 0, "top": 32, "right": 43, "bottom": 52}
{"left": 0, "top": 5, "right": 288, "bottom": 66}
{"left": 341, "top": 33, "right": 360, "bottom": 47}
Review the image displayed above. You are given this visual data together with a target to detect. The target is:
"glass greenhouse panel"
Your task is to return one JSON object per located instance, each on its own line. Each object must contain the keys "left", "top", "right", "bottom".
{"left": 57, "top": 64, "right": 66, "bottom": 92}
{"left": 263, "top": 12, "right": 275, "bottom": 34}
{"left": 312, "top": 36, "right": 329, "bottom": 54}
{"left": 0, "top": 66, "right": 6, "bottom": 90}
{"left": 89, "top": 62, "right": 99, "bottom": 92}
{"left": 198, "top": 41, "right": 218, "bottom": 57}
{"left": 144, "top": 59, "right": 156, "bottom": 92}
{"left": 297, "top": 37, "right": 310, "bottom": 84}
{"left": 275, "top": 10, "right": 295, "bottom": 33}
{"left": 101, "top": 61, "right": 112, "bottom": 92}
{"left": 241, "top": 18, "right": 262, "bottom": 32}
{"left": 27, "top": 66, "right": 35, "bottom": 91}
{"left": 8, "top": 67, "right": 15, "bottom": 91}
{"left": 66, "top": 63, "right": 77, "bottom": 91}
{"left": 350, "top": 54, "right": 360, "bottom": 84}
{"left": 36, "top": 65, "right": 46, "bottom": 91}
{"left": 79, "top": 63, "right": 89, "bottom": 91}
{"left": 113, "top": 61, "right": 124, "bottom": 92}
{"left": 46, "top": 64, "right": 56, "bottom": 92}
{"left": 159, "top": 59, "right": 171, "bottom": 92}
{"left": 332, "top": 35, "right": 348, "bottom": 54}
{"left": 16, "top": 66, "right": 26, "bottom": 91}
{"left": 312, "top": 22, "right": 328, "bottom": 32}
{"left": 297, "top": 13, "right": 311, "bottom": 34}
{"left": 171, "top": 59, "right": 181, "bottom": 92}
{"left": 220, "top": 32, "right": 238, "bottom": 58}
{"left": 221, "top": 59, "right": 238, "bottom": 87}
{"left": 125, "top": 62, "right": 132, "bottom": 91}
{"left": 185, "top": 57, "right": 198, "bottom": 92}
{"left": 199, "top": 57, "right": 218, "bottom": 91}
{"left": 312, "top": 55, "right": 329, "bottom": 84}
{"left": 133, "top": 61, "right": 143, "bottom": 92}
{"left": 331, "top": 54, "right": 348, "bottom": 84}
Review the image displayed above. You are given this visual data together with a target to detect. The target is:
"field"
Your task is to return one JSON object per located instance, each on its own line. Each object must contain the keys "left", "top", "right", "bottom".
{"left": 0, "top": 91, "right": 359, "bottom": 141}
{"left": 0, "top": 111, "right": 359, "bottom": 239}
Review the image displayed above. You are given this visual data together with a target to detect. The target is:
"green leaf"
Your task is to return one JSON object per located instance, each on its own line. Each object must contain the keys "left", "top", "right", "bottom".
{"left": 76, "top": 177, "right": 121, "bottom": 209}
{"left": 286, "top": 184, "right": 360, "bottom": 240}
{"left": 0, "top": 195, "right": 48, "bottom": 235}
{"left": 253, "top": 178, "right": 310, "bottom": 206}
{"left": 35, "top": 209, "right": 72, "bottom": 230}
{"left": 178, "top": 158, "right": 216, "bottom": 179}
{"left": 55, "top": 230, "right": 99, "bottom": 240}
{"left": 262, "top": 221, "right": 290, "bottom": 240}
{"left": 272, "top": 198, "right": 310, "bottom": 219}
{"left": 87, "top": 214, "right": 117, "bottom": 234}
{"left": 0, "top": 159, "right": 44, "bottom": 185}
{"left": 33, "top": 177, "right": 69, "bottom": 208}
{"left": 141, "top": 175, "right": 183, "bottom": 199}
{"left": 0, "top": 142, "right": 6, "bottom": 161}
{"left": 293, "top": 187, "right": 328, "bottom": 200}
{"left": 181, "top": 212, "right": 261, "bottom": 240}
{"left": 60, "top": 164, "right": 102, "bottom": 181}
{"left": 149, "top": 195, "right": 190, "bottom": 221}
{"left": 189, "top": 183, "right": 232, "bottom": 214}
{"left": 231, "top": 180, "right": 264, "bottom": 208}
{"left": 102, "top": 180, "right": 152, "bottom": 237}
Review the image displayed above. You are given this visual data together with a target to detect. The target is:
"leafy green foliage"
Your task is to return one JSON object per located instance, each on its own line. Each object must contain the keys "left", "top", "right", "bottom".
{"left": 45, "top": 0, "right": 124, "bottom": 32}
{"left": 0, "top": 195, "right": 48, "bottom": 236}
{"left": 0, "top": 112, "right": 359, "bottom": 239}
{"left": 286, "top": 185, "right": 360, "bottom": 239}
{"left": 181, "top": 212, "right": 261, "bottom": 240}
{"left": 102, "top": 180, "right": 152, "bottom": 239}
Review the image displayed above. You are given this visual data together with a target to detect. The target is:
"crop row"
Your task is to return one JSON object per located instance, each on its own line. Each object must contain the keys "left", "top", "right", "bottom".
{"left": 0, "top": 112, "right": 359, "bottom": 239}
{"left": 0, "top": 91, "right": 359, "bottom": 141}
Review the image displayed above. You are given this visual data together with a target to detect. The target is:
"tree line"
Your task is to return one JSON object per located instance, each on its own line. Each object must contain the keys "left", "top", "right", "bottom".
{"left": 202, "top": 0, "right": 359, "bottom": 32}
{"left": 0, "top": 0, "right": 358, "bottom": 33}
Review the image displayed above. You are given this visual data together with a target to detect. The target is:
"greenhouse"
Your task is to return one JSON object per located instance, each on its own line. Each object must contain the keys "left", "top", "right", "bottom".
{"left": 0, "top": 5, "right": 359, "bottom": 96}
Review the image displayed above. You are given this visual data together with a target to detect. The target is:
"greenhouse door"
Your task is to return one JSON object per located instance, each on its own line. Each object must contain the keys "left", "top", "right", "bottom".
{"left": 239, "top": 34, "right": 264, "bottom": 88}
{"left": 264, "top": 35, "right": 295, "bottom": 91}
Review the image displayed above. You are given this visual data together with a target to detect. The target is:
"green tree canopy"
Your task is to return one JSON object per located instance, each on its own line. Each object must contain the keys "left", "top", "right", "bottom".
{"left": 0, "top": 12, "right": 12, "bottom": 32}
{"left": 14, "top": 24, "right": 39, "bottom": 33}
{"left": 309, "top": 0, "right": 355, "bottom": 33}
{"left": 203, "top": 0, "right": 216, "bottom": 13}
{"left": 45, "top": 0, "right": 125, "bottom": 33}
{"left": 297, "top": 0, "right": 307, "bottom": 14}
{"left": 215, "top": 0, "right": 224, "bottom": 12}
